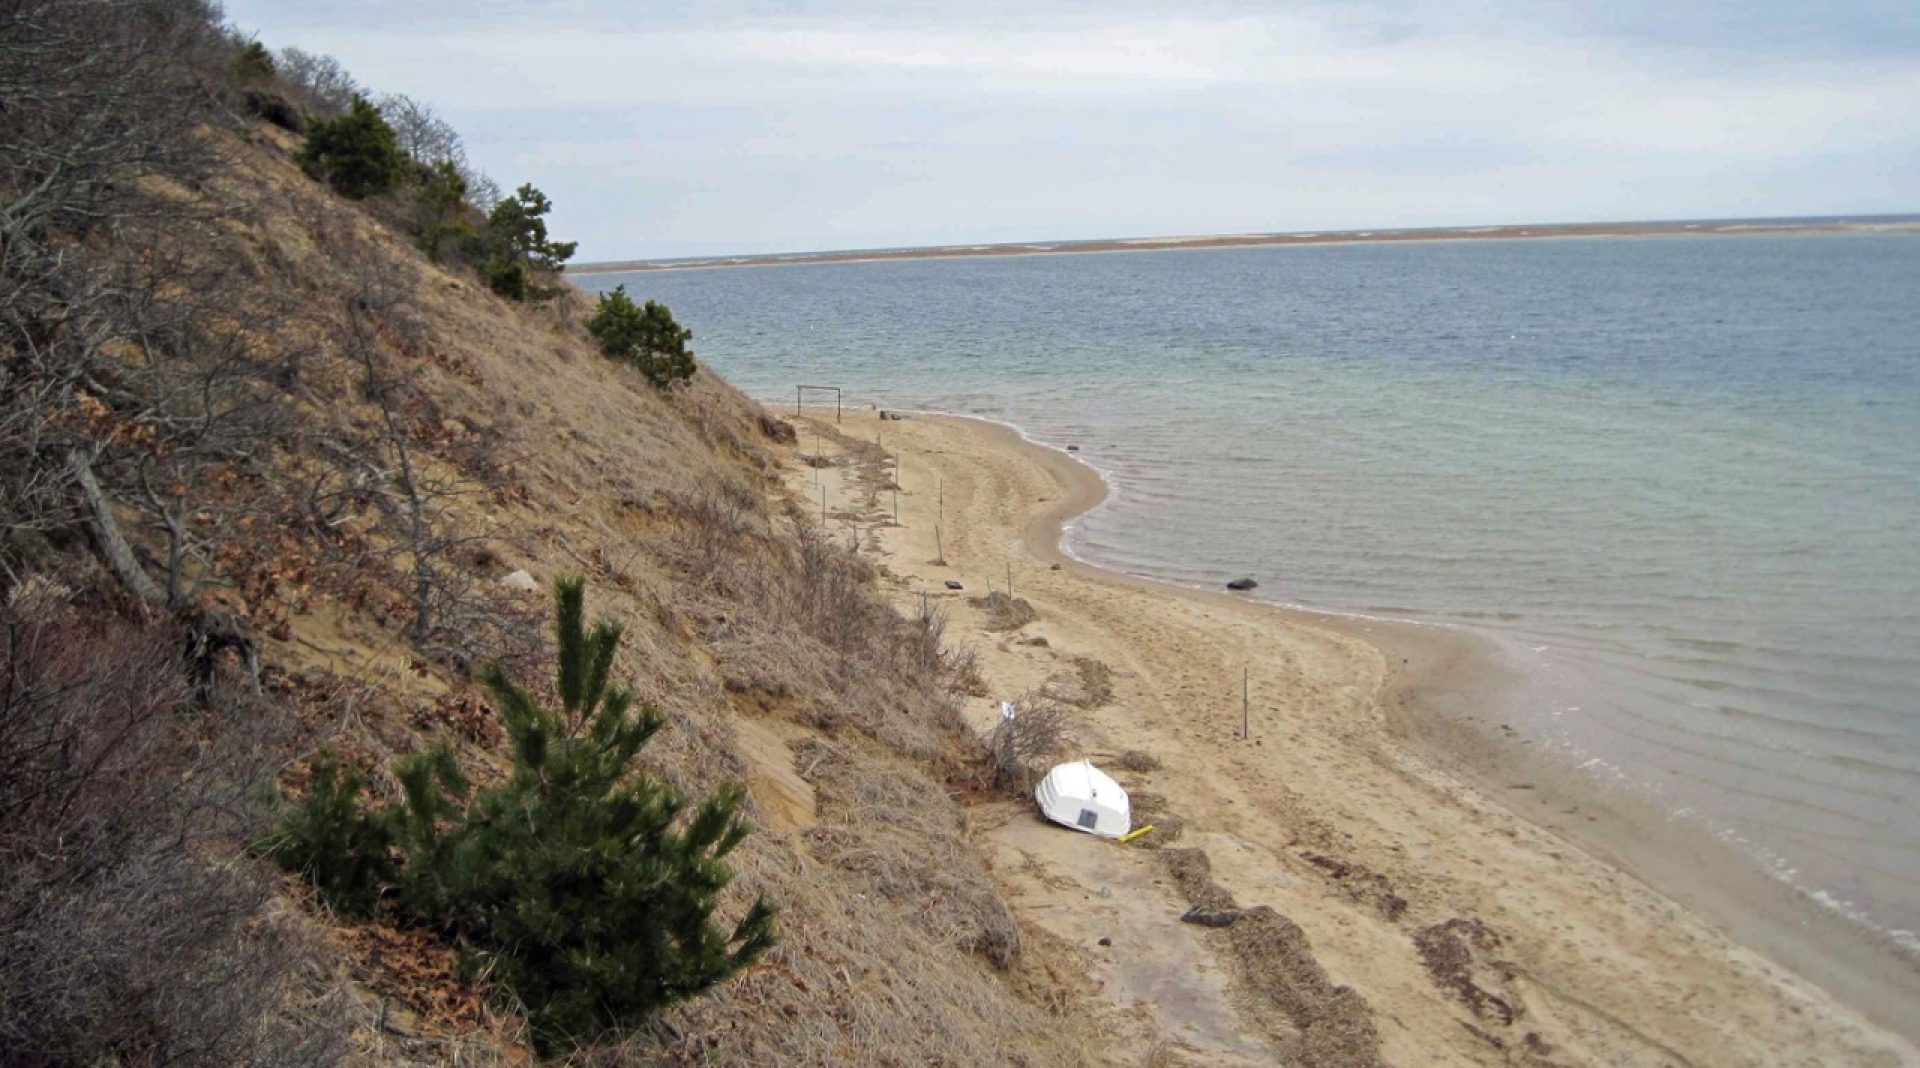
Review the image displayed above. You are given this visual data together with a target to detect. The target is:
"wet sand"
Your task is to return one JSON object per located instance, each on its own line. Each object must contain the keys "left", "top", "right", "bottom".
{"left": 786, "top": 408, "right": 1920, "bottom": 1066}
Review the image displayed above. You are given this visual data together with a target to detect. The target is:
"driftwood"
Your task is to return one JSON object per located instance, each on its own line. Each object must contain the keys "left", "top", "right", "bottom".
{"left": 68, "top": 447, "right": 168, "bottom": 607}
{"left": 69, "top": 447, "right": 261, "bottom": 696}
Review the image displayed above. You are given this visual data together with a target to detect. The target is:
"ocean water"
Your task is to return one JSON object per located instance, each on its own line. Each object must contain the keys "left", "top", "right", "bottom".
{"left": 579, "top": 234, "right": 1920, "bottom": 948}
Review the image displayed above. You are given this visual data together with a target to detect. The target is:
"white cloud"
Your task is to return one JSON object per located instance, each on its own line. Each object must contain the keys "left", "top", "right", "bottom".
{"left": 226, "top": 3, "right": 1920, "bottom": 257}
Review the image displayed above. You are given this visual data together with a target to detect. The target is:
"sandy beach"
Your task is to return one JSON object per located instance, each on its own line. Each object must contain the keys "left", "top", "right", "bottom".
{"left": 783, "top": 408, "right": 1920, "bottom": 1067}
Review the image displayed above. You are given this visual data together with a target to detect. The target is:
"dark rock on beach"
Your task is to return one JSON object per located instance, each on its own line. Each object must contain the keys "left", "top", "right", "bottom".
{"left": 944, "top": 580, "right": 964, "bottom": 590}
{"left": 1226, "top": 577, "right": 1258, "bottom": 591}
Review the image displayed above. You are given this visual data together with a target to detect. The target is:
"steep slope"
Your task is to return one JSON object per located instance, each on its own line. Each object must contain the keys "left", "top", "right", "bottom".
{"left": 2, "top": 26, "right": 1098, "bottom": 1057}
{"left": 223, "top": 122, "right": 1101, "bottom": 1063}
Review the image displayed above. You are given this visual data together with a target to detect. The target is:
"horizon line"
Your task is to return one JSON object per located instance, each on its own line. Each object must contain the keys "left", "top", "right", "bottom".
{"left": 568, "top": 211, "right": 1920, "bottom": 274}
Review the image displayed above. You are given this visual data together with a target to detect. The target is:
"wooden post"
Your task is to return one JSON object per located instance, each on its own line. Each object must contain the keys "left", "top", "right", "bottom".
{"left": 820, "top": 484, "right": 827, "bottom": 525}
{"left": 892, "top": 485, "right": 899, "bottom": 525}
{"left": 1006, "top": 561, "right": 1013, "bottom": 599}
{"left": 935, "top": 525, "right": 943, "bottom": 564}
{"left": 1242, "top": 666, "right": 1250, "bottom": 740}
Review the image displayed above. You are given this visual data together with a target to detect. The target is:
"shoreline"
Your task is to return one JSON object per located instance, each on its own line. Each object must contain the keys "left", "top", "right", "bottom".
{"left": 570, "top": 216, "right": 1920, "bottom": 275}
{"left": 794, "top": 406, "right": 1920, "bottom": 1063}
{"left": 988, "top": 411, "right": 1920, "bottom": 1049}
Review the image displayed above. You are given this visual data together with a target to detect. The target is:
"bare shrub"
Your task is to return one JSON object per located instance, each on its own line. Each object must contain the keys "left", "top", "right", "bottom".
{"left": 943, "top": 642, "right": 988, "bottom": 697}
{"left": 907, "top": 603, "right": 986, "bottom": 697}
{"left": 671, "top": 482, "right": 762, "bottom": 586}
{"left": 684, "top": 511, "right": 969, "bottom": 759}
{"left": 0, "top": 594, "right": 347, "bottom": 1065}
{"left": 1, "top": 0, "right": 307, "bottom": 617}
{"left": 275, "top": 46, "right": 359, "bottom": 117}
{"left": 969, "top": 590, "right": 1037, "bottom": 631}
{"left": 376, "top": 92, "right": 463, "bottom": 166}
{"left": 987, "top": 686, "right": 1077, "bottom": 793}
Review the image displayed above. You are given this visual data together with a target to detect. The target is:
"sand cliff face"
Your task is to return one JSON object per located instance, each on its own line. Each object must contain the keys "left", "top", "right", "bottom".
{"left": 784, "top": 409, "right": 1920, "bottom": 1067}
{"left": 16, "top": 118, "right": 1107, "bottom": 1064}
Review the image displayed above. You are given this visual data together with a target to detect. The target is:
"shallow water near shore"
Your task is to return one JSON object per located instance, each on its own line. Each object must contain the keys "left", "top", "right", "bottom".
{"left": 579, "top": 233, "right": 1920, "bottom": 956}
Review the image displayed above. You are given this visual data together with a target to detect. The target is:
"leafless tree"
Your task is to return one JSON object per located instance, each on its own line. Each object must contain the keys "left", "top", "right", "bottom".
{"left": 275, "top": 45, "right": 359, "bottom": 116}
{"left": 0, "top": 1, "right": 313, "bottom": 684}
{"left": 378, "top": 91, "right": 465, "bottom": 166}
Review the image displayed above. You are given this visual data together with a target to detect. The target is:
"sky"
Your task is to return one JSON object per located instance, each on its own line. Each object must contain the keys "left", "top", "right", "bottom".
{"left": 222, "top": 1, "right": 1920, "bottom": 261}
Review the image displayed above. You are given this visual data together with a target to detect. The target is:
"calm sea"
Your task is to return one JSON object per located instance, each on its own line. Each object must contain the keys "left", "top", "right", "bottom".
{"left": 579, "top": 234, "right": 1920, "bottom": 949}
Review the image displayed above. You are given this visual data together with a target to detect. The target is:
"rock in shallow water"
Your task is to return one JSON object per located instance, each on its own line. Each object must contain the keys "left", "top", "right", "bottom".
{"left": 1226, "top": 577, "right": 1258, "bottom": 591}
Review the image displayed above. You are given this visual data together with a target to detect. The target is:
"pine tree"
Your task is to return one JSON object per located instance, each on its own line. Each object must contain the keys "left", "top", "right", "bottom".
{"left": 261, "top": 577, "right": 775, "bottom": 1052}
{"left": 258, "top": 748, "right": 395, "bottom": 916}
{"left": 415, "top": 159, "right": 472, "bottom": 262}
{"left": 482, "top": 183, "right": 576, "bottom": 300}
{"left": 585, "top": 286, "right": 698, "bottom": 389}
{"left": 232, "top": 40, "right": 276, "bottom": 85}
{"left": 297, "top": 94, "right": 409, "bottom": 199}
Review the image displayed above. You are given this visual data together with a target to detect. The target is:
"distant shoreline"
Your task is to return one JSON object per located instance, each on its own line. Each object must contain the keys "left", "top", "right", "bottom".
{"left": 569, "top": 215, "right": 1920, "bottom": 275}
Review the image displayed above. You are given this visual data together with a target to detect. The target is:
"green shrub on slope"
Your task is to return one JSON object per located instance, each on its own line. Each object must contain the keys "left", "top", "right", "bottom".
{"left": 297, "top": 94, "right": 409, "bottom": 199}
{"left": 261, "top": 577, "right": 775, "bottom": 1052}
{"left": 586, "top": 285, "right": 699, "bottom": 388}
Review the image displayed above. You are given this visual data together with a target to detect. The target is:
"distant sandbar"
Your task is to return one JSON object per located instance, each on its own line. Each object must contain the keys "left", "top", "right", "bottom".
{"left": 569, "top": 215, "right": 1920, "bottom": 275}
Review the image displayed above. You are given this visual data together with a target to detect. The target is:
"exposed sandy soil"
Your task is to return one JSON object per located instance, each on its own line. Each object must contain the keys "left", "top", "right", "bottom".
{"left": 781, "top": 408, "right": 1920, "bottom": 1067}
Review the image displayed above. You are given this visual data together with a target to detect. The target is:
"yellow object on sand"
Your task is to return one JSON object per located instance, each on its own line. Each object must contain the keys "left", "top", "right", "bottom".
{"left": 1118, "top": 824, "right": 1155, "bottom": 844}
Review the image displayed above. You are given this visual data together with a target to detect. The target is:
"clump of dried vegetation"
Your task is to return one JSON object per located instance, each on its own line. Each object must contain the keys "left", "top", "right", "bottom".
{"left": 1070, "top": 654, "right": 1116, "bottom": 707}
{"left": 1162, "top": 849, "right": 1383, "bottom": 1068}
{"left": 0, "top": 3, "right": 1097, "bottom": 1063}
{"left": 1116, "top": 748, "right": 1162, "bottom": 773}
{"left": 1123, "top": 790, "right": 1185, "bottom": 847}
{"left": 971, "top": 589, "right": 1038, "bottom": 631}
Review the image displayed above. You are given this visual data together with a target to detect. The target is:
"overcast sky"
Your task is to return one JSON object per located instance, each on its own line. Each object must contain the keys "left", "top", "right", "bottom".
{"left": 223, "top": 1, "right": 1920, "bottom": 260}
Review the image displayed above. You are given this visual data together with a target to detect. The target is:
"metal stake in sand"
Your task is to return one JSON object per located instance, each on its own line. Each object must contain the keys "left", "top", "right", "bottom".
{"left": 820, "top": 484, "right": 827, "bottom": 525}
{"left": 1242, "top": 665, "right": 1251, "bottom": 740}
{"left": 935, "top": 525, "right": 944, "bottom": 565}
{"left": 1006, "top": 561, "right": 1013, "bottom": 600}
